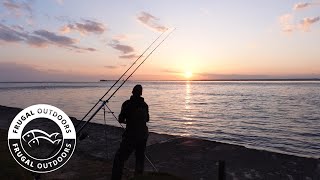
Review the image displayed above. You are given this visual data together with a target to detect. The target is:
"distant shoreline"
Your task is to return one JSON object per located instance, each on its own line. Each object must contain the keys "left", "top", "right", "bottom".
{"left": 190, "top": 78, "right": 320, "bottom": 81}
{"left": 1, "top": 78, "right": 320, "bottom": 83}
{"left": 143, "top": 78, "right": 320, "bottom": 82}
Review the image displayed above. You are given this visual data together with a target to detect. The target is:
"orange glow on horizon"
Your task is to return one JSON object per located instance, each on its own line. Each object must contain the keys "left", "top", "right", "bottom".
{"left": 184, "top": 71, "right": 193, "bottom": 79}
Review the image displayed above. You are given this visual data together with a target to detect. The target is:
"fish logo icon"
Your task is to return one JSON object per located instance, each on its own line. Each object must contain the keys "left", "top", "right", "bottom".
{"left": 22, "top": 129, "right": 62, "bottom": 147}
{"left": 8, "top": 104, "right": 76, "bottom": 173}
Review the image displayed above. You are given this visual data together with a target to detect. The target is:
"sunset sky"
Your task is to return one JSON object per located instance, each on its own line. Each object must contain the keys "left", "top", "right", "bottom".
{"left": 0, "top": 0, "right": 320, "bottom": 81}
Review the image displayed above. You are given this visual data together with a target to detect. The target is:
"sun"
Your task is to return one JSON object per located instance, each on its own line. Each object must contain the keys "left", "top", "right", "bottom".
{"left": 184, "top": 71, "right": 193, "bottom": 79}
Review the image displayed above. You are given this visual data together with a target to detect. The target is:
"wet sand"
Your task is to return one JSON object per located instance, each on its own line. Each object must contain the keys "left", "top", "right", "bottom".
{"left": 1, "top": 105, "right": 319, "bottom": 179}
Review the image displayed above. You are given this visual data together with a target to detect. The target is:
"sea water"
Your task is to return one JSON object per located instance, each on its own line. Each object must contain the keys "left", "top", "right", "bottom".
{"left": 0, "top": 81, "right": 319, "bottom": 158}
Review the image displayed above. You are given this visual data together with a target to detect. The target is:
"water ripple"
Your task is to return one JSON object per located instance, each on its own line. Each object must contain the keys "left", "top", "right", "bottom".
{"left": 0, "top": 81, "right": 319, "bottom": 158}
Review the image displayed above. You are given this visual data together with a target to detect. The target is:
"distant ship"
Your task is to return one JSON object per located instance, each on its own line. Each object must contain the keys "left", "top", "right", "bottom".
{"left": 99, "top": 80, "right": 108, "bottom": 82}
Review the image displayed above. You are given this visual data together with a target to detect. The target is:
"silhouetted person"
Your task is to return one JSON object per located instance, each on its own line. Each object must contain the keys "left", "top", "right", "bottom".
{"left": 111, "top": 84, "right": 149, "bottom": 180}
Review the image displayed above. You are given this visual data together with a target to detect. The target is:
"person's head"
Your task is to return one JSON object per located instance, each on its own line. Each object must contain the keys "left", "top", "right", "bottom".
{"left": 132, "top": 84, "right": 143, "bottom": 96}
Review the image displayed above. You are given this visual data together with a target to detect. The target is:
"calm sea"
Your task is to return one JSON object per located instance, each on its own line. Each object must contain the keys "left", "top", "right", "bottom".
{"left": 0, "top": 81, "right": 319, "bottom": 158}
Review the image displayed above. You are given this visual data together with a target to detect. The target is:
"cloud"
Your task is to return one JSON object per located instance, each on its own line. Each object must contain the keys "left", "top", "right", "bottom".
{"left": 108, "top": 39, "right": 138, "bottom": 59}
{"left": 83, "top": 47, "right": 96, "bottom": 51}
{"left": 25, "top": 35, "right": 48, "bottom": 47}
{"left": 136, "top": 11, "right": 168, "bottom": 32}
{"left": 0, "top": 23, "right": 96, "bottom": 52}
{"left": 0, "top": 23, "right": 25, "bottom": 42}
{"left": 293, "top": 2, "right": 311, "bottom": 10}
{"left": 119, "top": 54, "right": 139, "bottom": 59}
{"left": 162, "top": 69, "right": 181, "bottom": 74}
{"left": 279, "top": 14, "right": 295, "bottom": 33}
{"left": 161, "top": 70, "right": 303, "bottom": 80}
{"left": 0, "top": 62, "right": 44, "bottom": 81}
{"left": 0, "top": 62, "right": 100, "bottom": 82}
{"left": 299, "top": 16, "right": 320, "bottom": 31}
{"left": 279, "top": 14, "right": 319, "bottom": 33}
{"left": 162, "top": 70, "right": 318, "bottom": 80}
{"left": 32, "top": 30, "right": 97, "bottom": 51}
{"left": 60, "top": 20, "right": 106, "bottom": 35}
{"left": 104, "top": 65, "right": 118, "bottom": 69}
{"left": 110, "top": 43, "right": 134, "bottom": 54}
{"left": 109, "top": 39, "right": 132, "bottom": 51}
{"left": 197, "top": 73, "right": 320, "bottom": 80}
{"left": 34, "top": 30, "right": 76, "bottom": 45}
{"left": 197, "top": 73, "right": 273, "bottom": 80}
{"left": 11, "top": 25, "right": 24, "bottom": 31}
{"left": 2, "top": 0, "right": 33, "bottom": 18}
{"left": 280, "top": 2, "right": 320, "bottom": 33}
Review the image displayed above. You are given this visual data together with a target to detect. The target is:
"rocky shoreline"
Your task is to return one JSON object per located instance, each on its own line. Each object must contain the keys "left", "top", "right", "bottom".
{"left": 1, "top": 105, "right": 319, "bottom": 179}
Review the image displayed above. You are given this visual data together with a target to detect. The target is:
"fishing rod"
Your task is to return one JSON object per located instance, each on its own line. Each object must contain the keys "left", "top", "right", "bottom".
{"left": 76, "top": 28, "right": 175, "bottom": 135}
{"left": 92, "top": 29, "right": 175, "bottom": 172}
{"left": 75, "top": 29, "right": 175, "bottom": 173}
{"left": 75, "top": 30, "right": 166, "bottom": 129}
{"left": 33, "top": 29, "right": 174, "bottom": 180}
{"left": 46, "top": 29, "right": 172, "bottom": 156}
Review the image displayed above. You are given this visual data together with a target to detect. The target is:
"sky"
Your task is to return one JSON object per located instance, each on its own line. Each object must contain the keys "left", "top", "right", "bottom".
{"left": 0, "top": 0, "right": 320, "bottom": 81}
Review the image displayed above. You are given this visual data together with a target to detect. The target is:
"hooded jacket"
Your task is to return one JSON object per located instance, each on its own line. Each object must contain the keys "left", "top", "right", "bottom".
{"left": 118, "top": 95, "right": 149, "bottom": 138}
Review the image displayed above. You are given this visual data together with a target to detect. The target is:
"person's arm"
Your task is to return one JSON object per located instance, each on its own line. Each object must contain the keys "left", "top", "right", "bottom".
{"left": 145, "top": 103, "right": 149, "bottom": 122}
{"left": 118, "top": 101, "right": 129, "bottom": 124}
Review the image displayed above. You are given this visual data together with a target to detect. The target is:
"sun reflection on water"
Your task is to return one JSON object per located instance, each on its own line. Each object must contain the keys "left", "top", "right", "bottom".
{"left": 185, "top": 81, "right": 191, "bottom": 109}
{"left": 1, "top": 81, "right": 320, "bottom": 158}
{"left": 184, "top": 81, "right": 193, "bottom": 126}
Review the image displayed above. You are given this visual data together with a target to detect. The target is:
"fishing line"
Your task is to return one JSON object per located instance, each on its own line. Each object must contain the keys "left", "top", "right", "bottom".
{"left": 40, "top": 29, "right": 174, "bottom": 179}
{"left": 76, "top": 28, "right": 175, "bottom": 135}
{"left": 74, "top": 28, "right": 175, "bottom": 173}
{"left": 75, "top": 30, "right": 166, "bottom": 129}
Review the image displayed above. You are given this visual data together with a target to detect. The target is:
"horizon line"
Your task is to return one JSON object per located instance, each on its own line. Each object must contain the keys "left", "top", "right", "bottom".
{"left": 1, "top": 78, "right": 320, "bottom": 83}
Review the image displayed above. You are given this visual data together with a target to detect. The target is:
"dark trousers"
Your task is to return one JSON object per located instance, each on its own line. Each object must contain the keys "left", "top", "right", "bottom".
{"left": 111, "top": 135, "right": 148, "bottom": 180}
